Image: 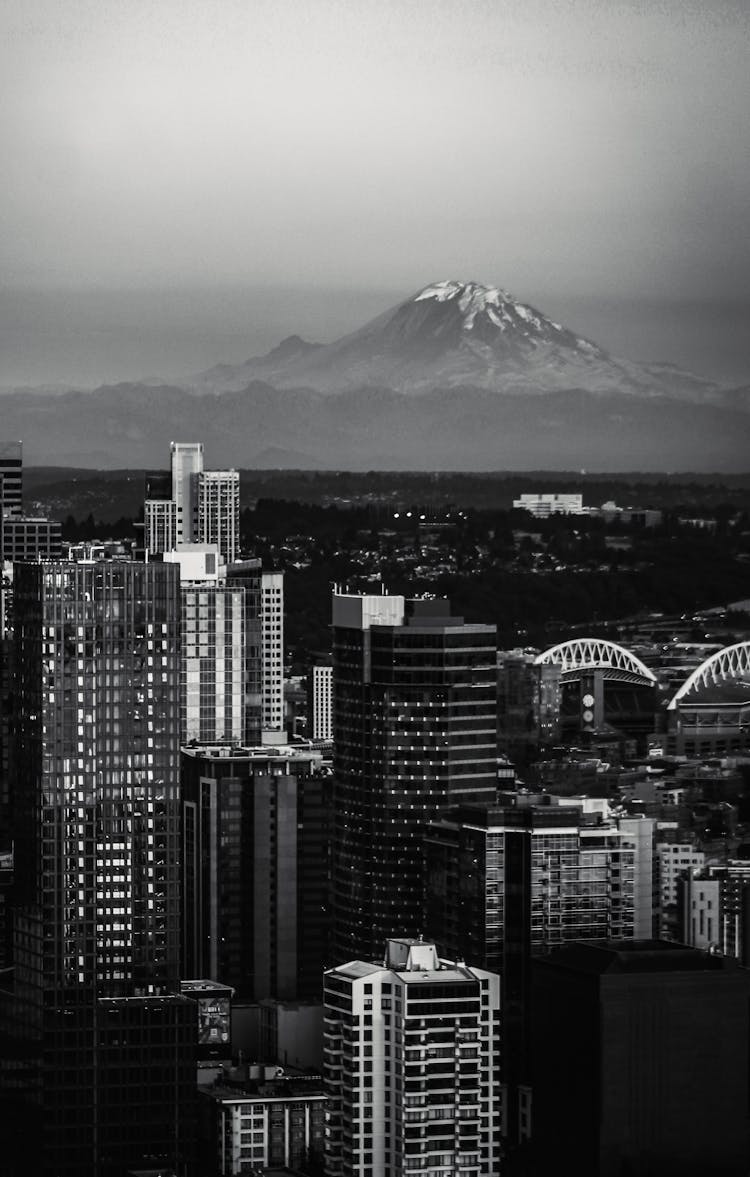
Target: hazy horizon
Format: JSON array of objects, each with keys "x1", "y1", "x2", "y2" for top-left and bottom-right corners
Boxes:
[{"x1": 1, "y1": 1, "x2": 749, "y2": 395}]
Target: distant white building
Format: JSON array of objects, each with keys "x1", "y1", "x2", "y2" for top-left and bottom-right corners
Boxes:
[
  {"x1": 512, "y1": 492, "x2": 585, "y2": 517},
  {"x1": 324, "y1": 937, "x2": 501, "y2": 1177}
]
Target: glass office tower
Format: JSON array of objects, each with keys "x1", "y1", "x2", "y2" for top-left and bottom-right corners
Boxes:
[
  {"x1": 331, "y1": 591, "x2": 498, "y2": 966},
  {"x1": 10, "y1": 561, "x2": 184, "y2": 1175}
]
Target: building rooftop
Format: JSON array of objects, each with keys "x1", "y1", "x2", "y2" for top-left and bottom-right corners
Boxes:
[
  {"x1": 202, "y1": 1077, "x2": 326, "y2": 1104},
  {"x1": 180, "y1": 979, "x2": 234, "y2": 994},
  {"x1": 541, "y1": 939, "x2": 739, "y2": 975},
  {"x1": 181, "y1": 743, "x2": 322, "y2": 765},
  {"x1": 330, "y1": 939, "x2": 485, "y2": 985}
]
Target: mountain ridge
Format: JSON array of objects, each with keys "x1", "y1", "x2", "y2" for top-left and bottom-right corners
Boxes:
[
  {"x1": 185, "y1": 280, "x2": 727, "y2": 402},
  {"x1": 3, "y1": 380, "x2": 748, "y2": 472},
  {"x1": 2, "y1": 280, "x2": 748, "y2": 470}
]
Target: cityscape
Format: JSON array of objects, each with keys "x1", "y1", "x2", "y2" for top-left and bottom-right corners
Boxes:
[
  {"x1": 1, "y1": 441, "x2": 750, "y2": 1175},
  {"x1": 2, "y1": 0, "x2": 749, "y2": 1174}
]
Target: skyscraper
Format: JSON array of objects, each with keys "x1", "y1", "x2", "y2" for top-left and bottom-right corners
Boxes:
[
  {"x1": 165, "y1": 545, "x2": 259, "y2": 745},
  {"x1": 171, "y1": 440, "x2": 204, "y2": 545},
  {"x1": 260, "y1": 570, "x2": 285, "y2": 742},
  {"x1": 181, "y1": 744, "x2": 329, "y2": 1000},
  {"x1": 531, "y1": 941, "x2": 750, "y2": 1176},
  {"x1": 0, "y1": 441, "x2": 23, "y2": 519},
  {"x1": 331, "y1": 591, "x2": 498, "y2": 965},
  {"x1": 9, "y1": 560, "x2": 186, "y2": 1175},
  {"x1": 323, "y1": 937, "x2": 501, "y2": 1177},
  {"x1": 308, "y1": 661, "x2": 333, "y2": 741},
  {"x1": 144, "y1": 442, "x2": 241, "y2": 564},
  {"x1": 198, "y1": 468, "x2": 241, "y2": 564},
  {"x1": 424, "y1": 800, "x2": 644, "y2": 1151}
]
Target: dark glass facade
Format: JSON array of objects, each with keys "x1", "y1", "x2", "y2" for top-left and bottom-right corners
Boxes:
[
  {"x1": 181, "y1": 746, "x2": 330, "y2": 1001},
  {"x1": 331, "y1": 594, "x2": 498, "y2": 965},
  {"x1": 532, "y1": 942, "x2": 750, "y2": 1177},
  {"x1": 1, "y1": 518, "x2": 62, "y2": 563},
  {"x1": 97, "y1": 995, "x2": 198, "y2": 1177},
  {"x1": 10, "y1": 560, "x2": 184, "y2": 1175},
  {"x1": 425, "y1": 804, "x2": 636, "y2": 1150},
  {"x1": 0, "y1": 444, "x2": 23, "y2": 519}
]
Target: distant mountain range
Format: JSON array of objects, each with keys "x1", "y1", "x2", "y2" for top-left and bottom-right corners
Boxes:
[{"x1": 3, "y1": 281, "x2": 749, "y2": 470}]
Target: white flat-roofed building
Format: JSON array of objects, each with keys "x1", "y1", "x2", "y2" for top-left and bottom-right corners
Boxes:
[
  {"x1": 512, "y1": 492, "x2": 585, "y2": 517},
  {"x1": 309, "y1": 663, "x2": 333, "y2": 741},
  {"x1": 324, "y1": 937, "x2": 501, "y2": 1177}
]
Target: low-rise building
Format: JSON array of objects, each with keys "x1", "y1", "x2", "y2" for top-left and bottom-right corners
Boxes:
[
  {"x1": 512, "y1": 492, "x2": 585, "y2": 517},
  {"x1": 200, "y1": 1072, "x2": 326, "y2": 1177}
]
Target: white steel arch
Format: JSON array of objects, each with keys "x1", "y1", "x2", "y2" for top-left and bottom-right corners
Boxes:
[
  {"x1": 668, "y1": 641, "x2": 750, "y2": 710},
  {"x1": 534, "y1": 638, "x2": 657, "y2": 684}
]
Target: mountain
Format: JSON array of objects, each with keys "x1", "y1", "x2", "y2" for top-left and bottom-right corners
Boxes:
[
  {"x1": 3, "y1": 380, "x2": 748, "y2": 473},
  {"x1": 3, "y1": 281, "x2": 748, "y2": 471},
  {"x1": 189, "y1": 280, "x2": 724, "y2": 402}
]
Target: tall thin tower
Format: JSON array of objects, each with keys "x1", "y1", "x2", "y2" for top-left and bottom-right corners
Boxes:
[{"x1": 170, "y1": 440, "x2": 204, "y2": 544}]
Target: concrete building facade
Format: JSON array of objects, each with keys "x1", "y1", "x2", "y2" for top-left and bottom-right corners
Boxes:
[{"x1": 324, "y1": 937, "x2": 501, "y2": 1177}]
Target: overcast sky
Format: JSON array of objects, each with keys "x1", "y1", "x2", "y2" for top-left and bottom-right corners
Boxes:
[{"x1": 1, "y1": 0, "x2": 749, "y2": 384}]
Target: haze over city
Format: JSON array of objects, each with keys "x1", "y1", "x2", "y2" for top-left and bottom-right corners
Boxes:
[{"x1": 1, "y1": 0, "x2": 749, "y2": 388}]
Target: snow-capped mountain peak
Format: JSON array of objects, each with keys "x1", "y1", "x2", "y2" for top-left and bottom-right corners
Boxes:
[
  {"x1": 188, "y1": 279, "x2": 725, "y2": 403},
  {"x1": 413, "y1": 280, "x2": 598, "y2": 352}
]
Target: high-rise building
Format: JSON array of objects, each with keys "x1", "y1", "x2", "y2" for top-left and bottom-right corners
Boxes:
[
  {"x1": 531, "y1": 941, "x2": 750, "y2": 1177},
  {"x1": 181, "y1": 744, "x2": 329, "y2": 1001},
  {"x1": 497, "y1": 649, "x2": 561, "y2": 763},
  {"x1": 425, "y1": 802, "x2": 639, "y2": 975},
  {"x1": 144, "y1": 496, "x2": 178, "y2": 555},
  {"x1": 308, "y1": 661, "x2": 333, "y2": 741},
  {"x1": 657, "y1": 840, "x2": 706, "y2": 908},
  {"x1": 8, "y1": 560, "x2": 188, "y2": 1176},
  {"x1": 260, "y1": 571, "x2": 285, "y2": 742},
  {"x1": 1, "y1": 516, "x2": 62, "y2": 563},
  {"x1": 171, "y1": 440, "x2": 204, "y2": 545},
  {"x1": 331, "y1": 591, "x2": 498, "y2": 965},
  {"x1": 0, "y1": 441, "x2": 23, "y2": 519},
  {"x1": 681, "y1": 861, "x2": 750, "y2": 963},
  {"x1": 323, "y1": 937, "x2": 501, "y2": 1177},
  {"x1": 424, "y1": 800, "x2": 642, "y2": 1150},
  {"x1": 96, "y1": 994, "x2": 198, "y2": 1177},
  {"x1": 0, "y1": 631, "x2": 12, "y2": 846},
  {"x1": 165, "y1": 545, "x2": 257, "y2": 745},
  {"x1": 198, "y1": 468, "x2": 240, "y2": 564},
  {"x1": 144, "y1": 443, "x2": 240, "y2": 564}
]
